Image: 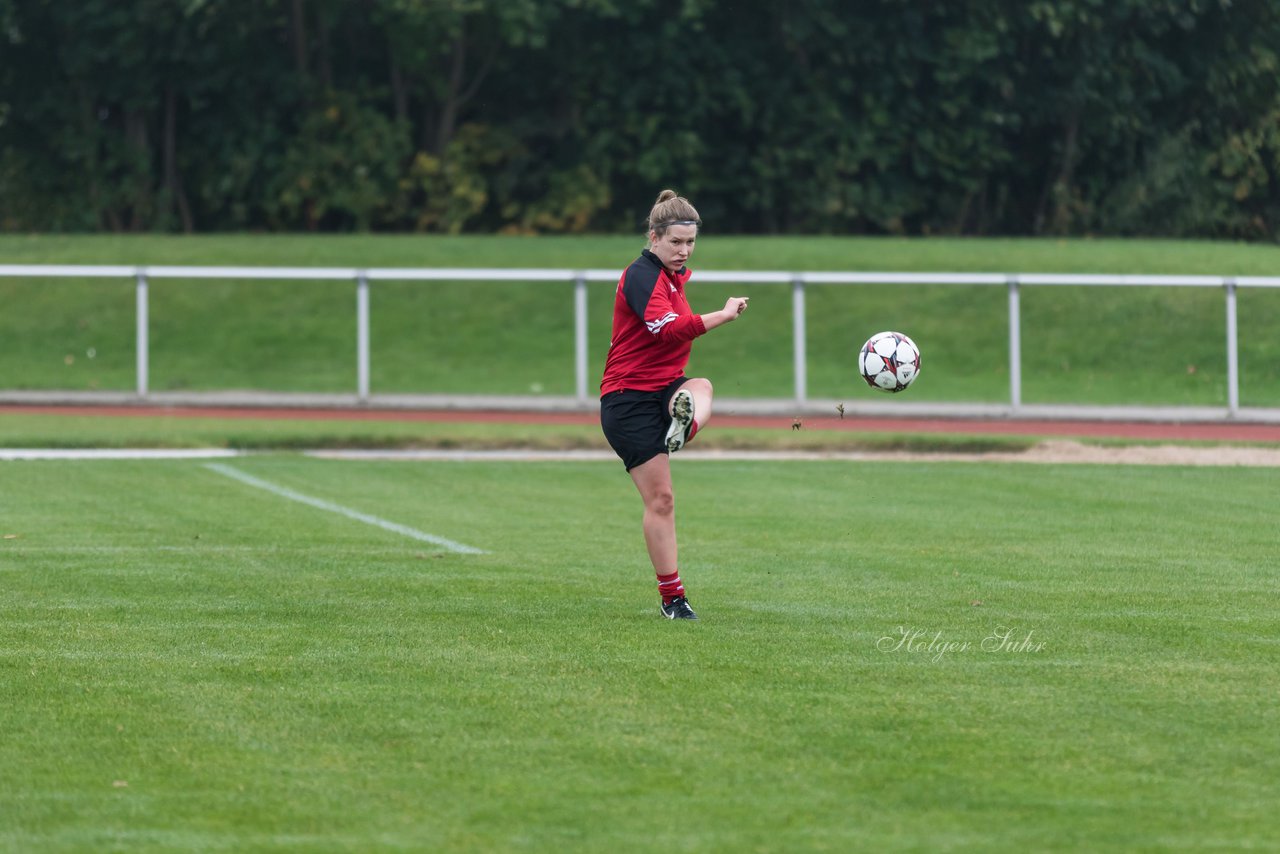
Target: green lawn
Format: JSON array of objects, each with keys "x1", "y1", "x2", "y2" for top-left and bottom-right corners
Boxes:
[
  {"x1": 0, "y1": 410, "x2": 1038, "y2": 454},
  {"x1": 4, "y1": 234, "x2": 1280, "y2": 406},
  {"x1": 2, "y1": 455, "x2": 1277, "y2": 851}
]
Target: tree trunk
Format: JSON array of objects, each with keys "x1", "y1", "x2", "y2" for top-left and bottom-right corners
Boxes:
[
  {"x1": 390, "y1": 60, "x2": 408, "y2": 124},
  {"x1": 953, "y1": 187, "x2": 976, "y2": 234},
  {"x1": 291, "y1": 0, "x2": 309, "y2": 78},
  {"x1": 1034, "y1": 107, "x2": 1081, "y2": 235},
  {"x1": 77, "y1": 88, "x2": 113, "y2": 231},
  {"x1": 431, "y1": 18, "x2": 498, "y2": 157},
  {"x1": 317, "y1": 8, "x2": 332, "y2": 89},
  {"x1": 163, "y1": 85, "x2": 194, "y2": 233},
  {"x1": 1050, "y1": 111, "x2": 1081, "y2": 234},
  {"x1": 124, "y1": 108, "x2": 152, "y2": 232},
  {"x1": 433, "y1": 26, "x2": 467, "y2": 157}
]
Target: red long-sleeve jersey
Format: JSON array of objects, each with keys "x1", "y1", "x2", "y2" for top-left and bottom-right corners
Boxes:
[{"x1": 600, "y1": 249, "x2": 707, "y2": 395}]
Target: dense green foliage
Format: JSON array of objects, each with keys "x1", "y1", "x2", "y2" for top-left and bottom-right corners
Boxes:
[
  {"x1": 3, "y1": 457, "x2": 1279, "y2": 849},
  {"x1": 2, "y1": 0, "x2": 1278, "y2": 238}
]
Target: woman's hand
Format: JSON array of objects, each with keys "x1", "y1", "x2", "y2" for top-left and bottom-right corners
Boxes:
[
  {"x1": 700, "y1": 296, "x2": 750, "y2": 331},
  {"x1": 721, "y1": 296, "x2": 749, "y2": 322}
]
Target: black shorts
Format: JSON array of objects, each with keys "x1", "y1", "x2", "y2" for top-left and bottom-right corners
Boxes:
[{"x1": 600, "y1": 377, "x2": 688, "y2": 471}]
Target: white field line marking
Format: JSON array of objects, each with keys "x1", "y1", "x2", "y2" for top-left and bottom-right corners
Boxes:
[
  {"x1": 1, "y1": 448, "x2": 243, "y2": 460},
  {"x1": 306, "y1": 449, "x2": 617, "y2": 462},
  {"x1": 303, "y1": 446, "x2": 1280, "y2": 467},
  {"x1": 203, "y1": 463, "x2": 486, "y2": 554}
]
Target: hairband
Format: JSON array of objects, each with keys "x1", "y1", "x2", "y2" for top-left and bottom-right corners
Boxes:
[{"x1": 654, "y1": 219, "x2": 700, "y2": 228}]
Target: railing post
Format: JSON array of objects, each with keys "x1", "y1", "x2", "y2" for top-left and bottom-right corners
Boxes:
[
  {"x1": 356, "y1": 272, "x2": 370, "y2": 402},
  {"x1": 135, "y1": 270, "x2": 149, "y2": 398},
  {"x1": 1225, "y1": 278, "x2": 1239, "y2": 417},
  {"x1": 1007, "y1": 275, "x2": 1021, "y2": 411},
  {"x1": 792, "y1": 276, "x2": 807, "y2": 408},
  {"x1": 574, "y1": 273, "x2": 588, "y2": 406}
]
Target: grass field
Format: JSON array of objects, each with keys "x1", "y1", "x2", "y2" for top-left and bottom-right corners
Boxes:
[
  {"x1": 4, "y1": 234, "x2": 1280, "y2": 406},
  {"x1": 0, "y1": 410, "x2": 1037, "y2": 454},
  {"x1": 3, "y1": 452, "x2": 1278, "y2": 851}
]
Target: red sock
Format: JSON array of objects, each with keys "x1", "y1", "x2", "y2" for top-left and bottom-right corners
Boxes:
[
  {"x1": 687, "y1": 421, "x2": 699, "y2": 443},
  {"x1": 656, "y1": 572, "x2": 686, "y2": 604}
]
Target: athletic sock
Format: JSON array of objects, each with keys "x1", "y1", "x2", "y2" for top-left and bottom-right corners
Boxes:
[
  {"x1": 656, "y1": 572, "x2": 686, "y2": 604},
  {"x1": 687, "y1": 421, "x2": 699, "y2": 443}
]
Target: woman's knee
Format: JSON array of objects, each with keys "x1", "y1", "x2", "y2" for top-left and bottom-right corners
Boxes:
[
  {"x1": 646, "y1": 489, "x2": 675, "y2": 517},
  {"x1": 686, "y1": 377, "x2": 713, "y2": 397},
  {"x1": 684, "y1": 377, "x2": 714, "y2": 425}
]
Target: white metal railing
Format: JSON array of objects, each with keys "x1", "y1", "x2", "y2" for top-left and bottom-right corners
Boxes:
[{"x1": 3, "y1": 265, "x2": 1280, "y2": 416}]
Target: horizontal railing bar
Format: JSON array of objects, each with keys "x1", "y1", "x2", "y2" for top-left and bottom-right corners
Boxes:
[
  {"x1": 367, "y1": 268, "x2": 615, "y2": 282},
  {"x1": 1015, "y1": 273, "x2": 1225, "y2": 287},
  {"x1": 0, "y1": 264, "x2": 140, "y2": 277},
  {"x1": 142, "y1": 265, "x2": 360, "y2": 280},
  {"x1": 3, "y1": 265, "x2": 1280, "y2": 288},
  {"x1": 777, "y1": 271, "x2": 1008, "y2": 285}
]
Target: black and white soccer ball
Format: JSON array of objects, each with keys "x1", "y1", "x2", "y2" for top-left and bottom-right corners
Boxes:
[{"x1": 858, "y1": 331, "x2": 921, "y2": 393}]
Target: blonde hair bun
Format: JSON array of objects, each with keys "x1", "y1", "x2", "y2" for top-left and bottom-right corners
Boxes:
[{"x1": 647, "y1": 190, "x2": 701, "y2": 236}]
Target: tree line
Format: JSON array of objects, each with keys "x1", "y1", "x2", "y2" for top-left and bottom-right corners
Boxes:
[{"x1": 1, "y1": 0, "x2": 1277, "y2": 239}]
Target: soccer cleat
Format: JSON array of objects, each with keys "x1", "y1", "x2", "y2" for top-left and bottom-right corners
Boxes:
[
  {"x1": 666, "y1": 390, "x2": 695, "y2": 453},
  {"x1": 661, "y1": 596, "x2": 698, "y2": 620}
]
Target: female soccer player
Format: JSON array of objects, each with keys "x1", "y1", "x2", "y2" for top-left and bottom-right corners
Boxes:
[{"x1": 599, "y1": 189, "x2": 750, "y2": 620}]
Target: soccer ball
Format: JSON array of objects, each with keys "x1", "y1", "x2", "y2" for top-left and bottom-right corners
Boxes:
[{"x1": 859, "y1": 331, "x2": 921, "y2": 393}]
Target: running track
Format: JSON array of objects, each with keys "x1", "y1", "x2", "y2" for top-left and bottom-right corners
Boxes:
[{"x1": 5, "y1": 404, "x2": 1280, "y2": 443}]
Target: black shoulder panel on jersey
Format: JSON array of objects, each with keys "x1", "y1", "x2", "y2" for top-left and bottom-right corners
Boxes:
[{"x1": 622, "y1": 254, "x2": 662, "y2": 320}]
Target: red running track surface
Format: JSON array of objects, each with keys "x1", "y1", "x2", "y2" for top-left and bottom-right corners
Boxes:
[{"x1": 3, "y1": 404, "x2": 1280, "y2": 443}]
